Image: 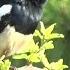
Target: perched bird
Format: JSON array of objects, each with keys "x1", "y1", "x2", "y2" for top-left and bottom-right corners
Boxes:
[
  {"x1": 0, "y1": 0, "x2": 47, "y2": 57},
  {"x1": 0, "y1": 0, "x2": 47, "y2": 34}
]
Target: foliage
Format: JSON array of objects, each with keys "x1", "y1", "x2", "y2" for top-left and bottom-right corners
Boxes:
[
  {"x1": 0, "y1": 22, "x2": 68, "y2": 70},
  {"x1": 43, "y1": 0, "x2": 70, "y2": 25},
  {"x1": 12, "y1": 22, "x2": 68, "y2": 70},
  {"x1": 0, "y1": 55, "x2": 11, "y2": 70},
  {"x1": 42, "y1": 0, "x2": 70, "y2": 69}
]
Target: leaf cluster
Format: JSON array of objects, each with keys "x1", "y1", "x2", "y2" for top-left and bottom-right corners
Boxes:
[{"x1": 12, "y1": 22, "x2": 68, "y2": 70}]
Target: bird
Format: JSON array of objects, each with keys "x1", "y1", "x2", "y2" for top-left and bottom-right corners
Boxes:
[
  {"x1": 0, "y1": 0, "x2": 47, "y2": 57},
  {"x1": 0, "y1": 0, "x2": 47, "y2": 34}
]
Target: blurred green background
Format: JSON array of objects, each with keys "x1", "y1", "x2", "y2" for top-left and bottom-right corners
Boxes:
[{"x1": 42, "y1": 0, "x2": 70, "y2": 69}]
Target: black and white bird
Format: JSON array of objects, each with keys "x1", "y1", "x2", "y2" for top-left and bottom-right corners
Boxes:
[{"x1": 0, "y1": 0, "x2": 47, "y2": 34}]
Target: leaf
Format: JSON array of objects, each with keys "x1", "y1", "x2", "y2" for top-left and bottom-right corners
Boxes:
[
  {"x1": 34, "y1": 30, "x2": 43, "y2": 39},
  {"x1": 40, "y1": 21, "x2": 46, "y2": 35},
  {"x1": 28, "y1": 53, "x2": 40, "y2": 63},
  {"x1": 0, "y1": 60, "x2": 11, "y2": 70},
  {"x1": 4, "y1": 60, "x2": 11, "y2": 70},
  {"x1": 38, "y1": 52, "x2": 50, "y2": 68},
  {"x1": 45, "y1": 23, "x2": 56, "y2": 35},
  {"x1": 45, "y1": 33, "x2": 64, "y2": 40},
  {"x1": 50, "y1": 59, "x2": 68, "y2": 70},
  {"x1": 12, "y1": 54, "x2": 28, "y2": 59},
  {"x1": 34, "y1": 30, "x2": 40, "y2": 36},
  {"x1": 41, "y1": 41, "x2": 54, "y2": 50},
  {"x1": 29, "y1": 43, "x2": 39, "y2": 53}
]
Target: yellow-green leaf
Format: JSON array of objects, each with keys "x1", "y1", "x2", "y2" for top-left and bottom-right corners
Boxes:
[
  {"x1": 40, "y1": 21, "x2": 46, "y2": 35},
  {"x1": 45, "y1": 23, "x2": 56, "y2": 35},
  {"x1": 38, "y1": 53, "x2": 50, "y2": 68},
  {"x1": 12, "y1": 54, "x2": 28, "y2": 59},
  {"x1": 45, "y1": 33, "x2": 64, "y2": 40},
  {"x1": 42, "y1": 41, "x2": 54, "y2": 50},
  {"x1": 28, "y1": 53, "x2": 40, "y2": 63},
  {"x1": 50, "y1": 59, "x2": 68, "y2": 70}
]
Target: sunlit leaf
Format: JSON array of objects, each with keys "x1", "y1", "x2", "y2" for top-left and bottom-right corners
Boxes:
[
  {"x1": 45, "y1": 23, "x2": 56, "y2": 35},
  {"x1": 0, "y1": 60, "x2": 11, "y2": 70},
  {"x1": 41, "y1": 41, "x2": 54, "y2": 50},
  {"x1": 40, "y1": 21, "x2": 46, "y2": 35},
  {"x1": 45, "y1": 33, "x2": 64, "y2": 40},
  {"x1": 28, "y1": 53, "x2": 40, "y2": 63},
  {"x1": 4, "y1": 60, "x2": 11, "y2": 70},
  {"x1": 34, "y1": 30, "x2": 43, "y2": 39},
  {"x1": 38, "y1": 52, "x2": 50, "y2": 68},
  {"x1": 29, "y1": 43, "x2": 39, "y2": 53},
  {"x1": 12, "y1": 54, "x2": 28, "y2": 59},
  {"x1": 50, "y1": 59, "x2": 68, "y2": 70}
]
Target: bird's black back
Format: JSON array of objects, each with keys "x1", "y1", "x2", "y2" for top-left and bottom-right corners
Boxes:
[{"x1": 0, "y1": 0, "x2": 46, "y2": 34}]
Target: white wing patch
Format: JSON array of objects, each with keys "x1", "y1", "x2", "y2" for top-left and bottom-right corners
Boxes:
[{"x1": 0, "y1": 4, "x2": 12, "y2": 20}]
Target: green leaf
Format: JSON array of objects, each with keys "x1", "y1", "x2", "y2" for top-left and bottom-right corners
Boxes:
[
  {"x1": 29, "y1": 43, "x2": 39, "y2": 53},
  {"x1": 4, "y1": 60, "x2": 11, "y2": 70},
  {"x1": 50, "y1": 59, "x2": 68, "y2": 70},
  {"x1": 40, "y1": 21, "x2": 46, "y2": 35},
  {"x1": 34, "y1": 30, "x2": 40, "y2": 36},
  {"x1": 41, "y1": 41, "x2": 54, "y2": 50},
  {"x1": 12, "y1": 54, "x2": 28, "y2": 59},
  {"x1": 45, "y1": 33, "x2": 64, "y2": 40},
  {"x1": 28, "y1": 53, "x2": 40, "y2": 63},
  {"x1": 34, "y1": 30, "x2": 41, "y2": 37},
  {"x1": 45, "y1": 23, "x2": 56, "y2": 35},
  {"x1": 0, "y1": 60, "x2": 11, "y2": 70},
  {"x1": 38, "y1": 52, "x2": 50, "y2": 68},
  {"x1": 34, "y1": 30, "x2": 43, "y2": 39}
]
